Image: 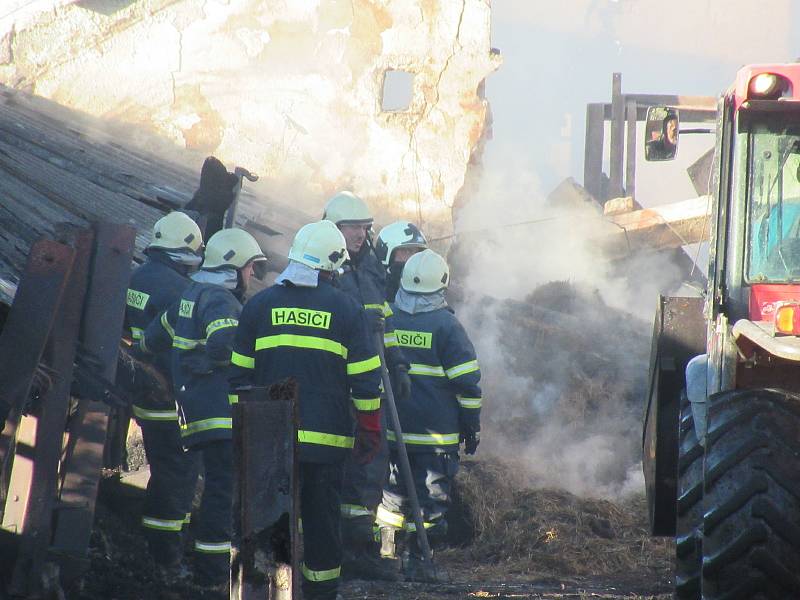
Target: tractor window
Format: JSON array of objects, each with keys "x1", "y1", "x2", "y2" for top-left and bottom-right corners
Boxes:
[{"x1": 746, "y1": 121, "x2": 800, "y2": 282}]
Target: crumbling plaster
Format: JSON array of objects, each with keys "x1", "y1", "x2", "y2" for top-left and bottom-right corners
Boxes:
[{"x1": 0, "y1": 0, "x2": 501, "y2": 232}]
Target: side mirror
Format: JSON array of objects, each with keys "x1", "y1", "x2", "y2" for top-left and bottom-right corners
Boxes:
[{"x1": 644, "y1": 106, "x2": 680, "y2": 162}]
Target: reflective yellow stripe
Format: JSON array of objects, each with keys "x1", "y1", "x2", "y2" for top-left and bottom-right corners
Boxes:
[
  {"x1": 256, "y1": 334, "x2": 348, "y2": 358},
  {"x1": 383, "y1": 332, "x2": 398, "y2": 348},
  {"x1": 132, "y1": 405, "x2": 179, "y2": 421},
  {"x1": 386, "y1": 430, "x2": 459, "y2": 445},
  {"x1": 457, "y1": 396, "x2": 482, "y2": 409},
  {"x1": 194, "y1": 540, "x2": 231, "y2": 554},
  {"x1": 231, "y1": 351, "x2": 255, "y2": 369},
  {"x1": 130, "y1": 327, "x2": 143, "y2": 340},
  {"x1": 302, "y1": 563, "x2": 341, "y2": 582},
  {"x1": 207, "y1": 318, "x2": 238, "y2": 337},
  {"x1": 352, "y1": 396, "x2": 380, "y2": 411},
  {"x1": 228, "y1": 394, "x2": 239, "y2": 405},
  {"x1": 161, "y1": 311, "x2": 175, "y2": 339},
  {"x1": 341, "y1": 504, "x2": 373, "y2": 518},
  {"x1": 297, "y1": 430, "x2": 354, "y2": 448},
  {"x1": 180, "y1": 417, "x2": 232, "y2": 437},
  {"x1": 382, "y1": 302, "x2": 393, "y2": 317},
  {"x1": 347, "y1": 355, "x2": 381, "y2": 375},
  {"x1": 364, "y1": 303, "x2": 383, "y2": 312},
  {"x1": 173, "y1": 336, "x2": 204, "y2": 350},
  {"x1": 376, "y1": 505, "x2": 405, "y2": 529},
  {"x1": 409, "y1": 363, "x2": 445, "y2": 377},
  {"x1": 184, "y1": 512, "x2": 192, "y2": 524},
  {"x1": 405, "y1": 520, "x2": 435, "y2": 532},
  {"x1": 142, "y1": 516, "x2": 184, "y2": 532},
  {"x1": 446, "y1": 359, "x2": 479, "y2": 379}
]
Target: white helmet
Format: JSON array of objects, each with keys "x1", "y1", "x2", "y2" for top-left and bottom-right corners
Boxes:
[
  {"x1": 148, "y1": 211, "x2": 203, "y2": 253},
  {"x1": 400, "y1": 249, "x2": 449, "y2": 294},
  {"x1": 375, "y1": 221, "x2": 428, "y2": 267},
  {"x1": 288, "y1": 221, "x2": 349, "y2": 271},
  {"x1": 323, "y1": 191, "x2": 373, "y2": 225},
  {"x1": 202, "y1": 228, "x2": 266, "y2": 270}
]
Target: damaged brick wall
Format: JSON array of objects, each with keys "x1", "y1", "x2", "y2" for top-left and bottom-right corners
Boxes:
[{"x1": 0, "y1": 0, "x2": 501, "y2": 233}]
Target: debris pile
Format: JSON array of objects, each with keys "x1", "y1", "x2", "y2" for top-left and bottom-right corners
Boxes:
[
  {"x1": 446, "y1": 458, "x2": 672, "y2": 586},
  {"x1": 457, "y1": 280, "x2": 652, "y2": 497}
]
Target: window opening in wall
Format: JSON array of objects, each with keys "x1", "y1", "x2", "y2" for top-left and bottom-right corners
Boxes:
[
  {"x1": 381, "y1": 70, "x2": 415, "y2": 112},
  {"x1": 75, "y1": 0, "x2": 136, "y2": 16}
]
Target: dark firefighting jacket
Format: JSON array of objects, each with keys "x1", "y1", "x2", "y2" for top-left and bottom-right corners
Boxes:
[
  {"x1": 125, "y1": 251, "x2": 189, "y2": 366},
  {"x1": 142, "y1": 281, "x2": 241, "y2": 448},
  {"x1": 337, "y1": 251, "x2": 407, "y2": 368},
  {"x1": 229, "y1": 279, "x2": 382, "y2": 463},
  {"x1": 125, "y1": 251, "x2": 190, "y2": 422},
  {"x1": 388, "y1": 305, "x2": 482, "y2": 453}
]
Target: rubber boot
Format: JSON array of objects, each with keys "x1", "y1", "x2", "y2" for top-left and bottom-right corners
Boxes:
[{"x1": 379, "y1": 526, "x2": 397, "y2": 559}]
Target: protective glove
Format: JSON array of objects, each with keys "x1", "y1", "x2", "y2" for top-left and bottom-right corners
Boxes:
[
  {"x1": 460, "y1": 428, "x2": 480, "y2": 455},
  {"x1": 389, "y1": 364, "x2": 411, "y2": 403},
  {"x1": 353, "y1": 409, "x2": 382, "y2": 465}
]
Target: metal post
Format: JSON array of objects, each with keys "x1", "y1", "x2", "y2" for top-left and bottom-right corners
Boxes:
[
  {"x1": 232, "y1": 382, "x2": 298, "y2": 600},
  {"x1": 609, "y1": 73, "x2": 625, "y2": 200},
  {"x1": 583, "y1": 103, "x2": 605, "y2": 202},
  {"x1": 625, "y1": 99, "x2": 638, "y2": 200}
]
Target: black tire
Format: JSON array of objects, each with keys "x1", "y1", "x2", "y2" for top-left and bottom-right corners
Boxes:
[
  {"x1": 675, "y1": 392, "x2": 703, "y2": 600},
  {"x1": 702, "y1": 388, "x2": 800, "y2": 599}
]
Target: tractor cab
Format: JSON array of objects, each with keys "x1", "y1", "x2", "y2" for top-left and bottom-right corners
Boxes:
[{"x1": 643, "y1": 64, "x2": 800, "y2": 599}]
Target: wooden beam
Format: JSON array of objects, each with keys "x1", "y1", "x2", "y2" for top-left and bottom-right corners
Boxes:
[{"x1": 601, "y1": 195, "x2": 712, "y2": 256}]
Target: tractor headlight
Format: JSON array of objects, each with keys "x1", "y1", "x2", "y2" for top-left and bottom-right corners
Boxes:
[{"x1": 748, "y1": 73, "x2": 790, "y2": 100}]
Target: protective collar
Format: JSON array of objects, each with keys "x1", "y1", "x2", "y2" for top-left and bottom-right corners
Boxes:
[
  {"x1": 276, "y1": 260, "x2": 319, "y2": 288},
  {"x1": 394, "y1": 288, "x2": 448, "y2": 314},
  {"x1": 165, "y1": 250, "x2": 203, "y2": 268},
  {"x1": 191, "y1": 267, "x2": 238, "y2": 290}
]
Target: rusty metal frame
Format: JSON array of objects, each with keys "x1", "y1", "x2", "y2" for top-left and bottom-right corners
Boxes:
[
  {"x1": 5, "y1": 227, "x2": 93, "y2": 597},
  {"x1": 52, "y1": 221, "x2": 136, "y2": 587}
]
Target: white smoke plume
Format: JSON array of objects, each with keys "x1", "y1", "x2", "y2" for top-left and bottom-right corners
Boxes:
[{"x1": 450, "y1": 143, "x2": 683, "y2": 500}]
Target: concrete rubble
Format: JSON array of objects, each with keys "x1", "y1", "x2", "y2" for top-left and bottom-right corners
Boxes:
[{"x1": 1, "y1": 0, "x2": 502, "y2": 234}]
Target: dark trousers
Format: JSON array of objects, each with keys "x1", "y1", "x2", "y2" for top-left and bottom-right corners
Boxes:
[
  {"x1": 379, "y1": 451, "x2": 459, "y2": 553},
  {"x1": 137, "y1": 413, "x2": 200, "y2": 564},
  {"x1": 192, "y1": 439, "x2": 234, "y2": 584},
  {"x1": 301, "y1": 461, "x2": 344, "y2": 600},
  {"x1": 340, "y1": 427, "x2": 388, "y2": 546}
]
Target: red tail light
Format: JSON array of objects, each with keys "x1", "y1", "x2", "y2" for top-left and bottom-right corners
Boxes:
[{"x1": 749, "y1": 284, "x2": 800, "y2": 321}]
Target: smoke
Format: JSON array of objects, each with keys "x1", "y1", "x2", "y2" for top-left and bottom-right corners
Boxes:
[{"x1": 450, "y1": 143, "x2": 681, "y2": 500}]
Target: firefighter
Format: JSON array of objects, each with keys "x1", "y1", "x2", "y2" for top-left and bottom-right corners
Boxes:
[
  {"x1": 323, "y1": 191, "x2": 411, "y2": 580},
  {"x1": 184, "y1": 156, "x2": 240, "y2": 240},
  {"x1": 375, "y1": 249, "x2": 482, "y2": 580},
  {"x1": 374, "y1": 220, "x2": 428, "y2": 302},
  {"x1": 141, "y1": 227, "x2": 266, "y2": 588},
  {"x1": 124, "y1": 211, "x2": 203, "y2": 571},
  {"x1": 229, "y1": 220, "x2": 383, "y2": 600}
]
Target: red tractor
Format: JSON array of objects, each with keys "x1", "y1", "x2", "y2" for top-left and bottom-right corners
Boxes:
[{"x1": 644, "y1": 64, "x2": 800, "y2": 599}]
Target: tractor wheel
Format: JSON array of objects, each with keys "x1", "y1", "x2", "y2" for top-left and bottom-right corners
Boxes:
[
  {"x1": 702, "y1": 388, "x2": 800, "y2": 599},
  {"x1": 675, "y1": 392, "x2": 703, "y2": 600}
]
